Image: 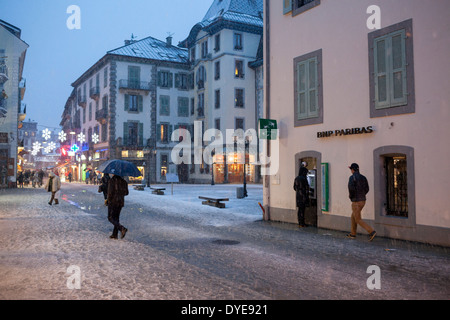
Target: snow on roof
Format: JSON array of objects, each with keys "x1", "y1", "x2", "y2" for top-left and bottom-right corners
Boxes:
[{"x1": 108, "y1": 36, "x2": 188, "y2": 64}]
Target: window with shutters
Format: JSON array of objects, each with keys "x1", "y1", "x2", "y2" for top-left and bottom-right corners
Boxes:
[
  {"x1": 178, "y1": 97, "x2": 189, "y2": 117},
  {"x1": 124, "y1": 94, "x2": 143, "y2": 113},
  {"x1": 160, "y1": 95, "x2": 170, "y2": 116},
  {"x1": 128, "y1": 66, "x2": 140, "y2": 89},
  {"x1": 123, "y1": 121, "x2": 143, "y2": 146},
  {"x1": 158, "y1": 70, "x2": 173, "y2": 88},
  {"x1": 369, "y1": 19, "x2": 415, "y2": 118},
  {"x1": 292, "y1": 0, "x2": 320, "y2": 16},
  {"x1": 294, "y1": 49, "x2": 323, "y2": 127}
]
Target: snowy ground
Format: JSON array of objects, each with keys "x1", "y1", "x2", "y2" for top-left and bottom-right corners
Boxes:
[{"x1": 1, "y1": 182, "x2": 449, "y2": 301}]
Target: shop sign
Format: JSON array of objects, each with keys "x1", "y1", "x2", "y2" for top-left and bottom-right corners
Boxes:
[
  {"x1": 259, "y1": 119, "x2": 277, "y2": 140},
  {"x1": 317, "y1": 126, "x2": 374, "y2": 138}
]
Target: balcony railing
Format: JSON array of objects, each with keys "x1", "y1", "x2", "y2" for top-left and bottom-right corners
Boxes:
[
  {"x1": 89, "y1": 86, "x2": 100, "y2": 100},
  {"x1": 119, "y1": 79, "x2": 150, "y2": 92},
  {"x1": 0, "y1": 64, "x2": 8, "y2": 84},
  {"x1": 95, "y1": 108, "x2": 108, "y2": 123},
  {"x1": 77, "y1": 95, "x2": 86, "y2": 108}
]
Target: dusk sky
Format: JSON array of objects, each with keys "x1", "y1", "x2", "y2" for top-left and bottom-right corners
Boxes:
[{"x1": 2, "y1": 0, "x2": 212, "y2": 130}]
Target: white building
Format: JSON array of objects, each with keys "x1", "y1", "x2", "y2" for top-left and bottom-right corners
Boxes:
[
  {"x1": 263, "y1": 0, "x2": 450, "y2": 246},
  {"x1": 61, "y1": 0, "x2": 264, "y2": 185},
  {"x1": 0, "y1": 20, "x2": 28, "y2": 188},
  {"x1": 62, "y1": 36, "x2": 191, "y2": 184},
  {"x1": 180, "y1": 0, "x2": 264, "y2": 184}
]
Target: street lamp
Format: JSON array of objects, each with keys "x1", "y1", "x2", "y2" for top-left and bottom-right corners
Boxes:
[
  {"x1": 243, "y1": 138, "x2": 249, "y2": 198},
  {"x1": 211, "y1": 150, "x2": 215, "y2": 185}
]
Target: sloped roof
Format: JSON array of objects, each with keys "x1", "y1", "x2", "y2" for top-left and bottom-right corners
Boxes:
[
  {"x1": 108, "y1": 36, "x2": 188, "y2": 64},
  {"x1": 202, "y1": 0, "x2": 263, "y2": 22},
  {"x1": 181, "y1": 0, "x2": 263, "y2": 48}
]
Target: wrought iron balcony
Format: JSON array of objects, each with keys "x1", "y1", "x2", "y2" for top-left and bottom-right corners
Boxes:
[
  {"x1": 118, "y1": 79, "x2": 150, "y2": 92},
  {"x1": 0, "y1": 64, "x2": 8, "y2": 84},
  {"x1": 95, "y1": 108, "x2": 108, "y2": 123},
  {"x1": 89, "y1": 86, "x2": 100, "y2": 100},
  {"x1": 77, "y1": 95, "x2": 86, "y2": 108}
]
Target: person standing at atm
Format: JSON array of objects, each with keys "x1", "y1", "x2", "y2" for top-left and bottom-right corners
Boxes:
[{"x1": 294, "y1": 165, "x2": 310, "y2": 228}]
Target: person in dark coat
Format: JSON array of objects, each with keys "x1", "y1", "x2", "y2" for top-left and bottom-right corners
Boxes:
[
  {"x1": 293, "y1": 166, "x2": 310, "y2": 227},
  {"x1": 107, "y1": 174, "x2": 129, "y2": 239},
  {"x1": 347, "y1": 163, "x2": 376, "y2": 241},
  {"x1": 100, "y1": 173, "x2": 110, "y2": 206}
]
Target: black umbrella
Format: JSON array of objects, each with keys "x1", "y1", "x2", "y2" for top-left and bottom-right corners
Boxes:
[{"x1": 98, "y1": 159, "x2": 142, "y2": 177}]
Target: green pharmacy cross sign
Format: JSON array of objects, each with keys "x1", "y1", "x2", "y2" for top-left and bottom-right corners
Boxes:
[{"x1": 259, "y1": 119, "x2": 277, "y2": 140}]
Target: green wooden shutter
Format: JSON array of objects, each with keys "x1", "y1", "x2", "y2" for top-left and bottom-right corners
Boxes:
[
  {"x1": 138, "y1": 95, "x2": 143, "y2": 112},
  {"x1": 308, "y1": 57, "x2": 318, "y2": 117},
  {"x1": 390, "y1": 30, "x2": 407, "y2": 107},
  {"x1": 124, "y1": 94, "x2": 129, "y2": 111},
  {"x1": 283, "y1": 0, "x2": 292, "y2": 14},
  {"x1": 297, "y1": 62, "x2": 307, "y2": 119},
  {"x1": 123, "y1": 122, "x2": 129, "y2": 146},
  {"x1": 138, "y1": 123, "x2": 143, "y2": 146},
  {"x1": 169, "y1": 73, "x2": 173, "y2": 88},
  {"x1": 374, "y1": 38, "x2": 389, "y2": 109},
  {"x1": 175, "y1": 74, "x2": 180, "y2": 88}
]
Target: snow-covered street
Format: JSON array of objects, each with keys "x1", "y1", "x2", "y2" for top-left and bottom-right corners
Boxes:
[{"x1": 1, "y1": 182, "x2": 449, "y2": 301}]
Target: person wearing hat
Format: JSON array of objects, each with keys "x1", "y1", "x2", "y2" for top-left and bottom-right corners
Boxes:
[{"x1": 347, "y1": 163, "x2": 376, "y2": 241}]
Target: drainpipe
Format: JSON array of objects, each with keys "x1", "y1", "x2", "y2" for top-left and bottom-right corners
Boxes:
[{"x1": 263, "y1": 0, "x2": 271, "y2": 221}]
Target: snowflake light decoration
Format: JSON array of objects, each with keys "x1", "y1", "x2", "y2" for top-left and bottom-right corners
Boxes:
[
  {"x1": 77, "y1": 132, "x2": 86, "y2": 143},
  {"x1": 92, "y1": 133, "x2": 99, "y2": 144},
  {"x1": 46, "y1": 141, "x2": 56, "y2": 153},
  {"x1": 58, "y1": 131, "x2": 67, "y2": 142},
  {"x1": 32, "y1": 141, "x2": 41, "y2": 152},
  {"x1": 42, "y1": 128, "x2": 51, "y2": 140}
]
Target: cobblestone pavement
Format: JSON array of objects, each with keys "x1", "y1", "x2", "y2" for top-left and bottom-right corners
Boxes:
[{"x1": 0, "y1": 184, "x2": 449, "y2": 301}]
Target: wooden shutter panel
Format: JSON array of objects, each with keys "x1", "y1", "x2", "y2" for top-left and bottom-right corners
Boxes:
[
  {"x1": 124, "y1": 94, "x2": 129, "y2": 111},
  {"x1": 308, "y1": 58, "x2": 318, "y2": 117},
  {"x1": 138, "y1": 95, "x2": 143, "y2": 112},
  {"x1": 139, "y1": 123, "x2": 143, "y2": 146},
  {"x1": 123, "y1": 122, "x2": 129, "y2": 146},
  {"x1": 169, "y1": 73, "x2": 173, "y2": 88},
  {"x1": 297, "y1": 62, "x2": 307, "y2": 119},
  {"x1": 283, "y1": 0, "x2": 292, "y2": 14},
  {"x1": 374, "y1": 38, "x2": 389, "y2": 109},
  {"x1": 390, "y1": 30, "x2": 407, "y2": 106}
]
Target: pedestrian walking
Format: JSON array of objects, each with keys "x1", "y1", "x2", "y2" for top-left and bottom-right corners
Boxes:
[
  {"x1": 293, "y1": 165, "x2": 310, "y2": 227},
  {"x1": 100, "y1": 173, "x2": 110, "y2": 206},
  {"x1": 85, "y1": 169, "x2": 90, "y2": 184},
  {"x1": 347, "y1": 163, "x2": 376, "y2": 241},
  {"x1": 107, "y1": 174, "x2": 129, "y2": 239},
  {"x1": 17, "y1": 171, "x2": 24, "y2": 188},
  {"x1": 68, "y1": 172, "x2": 72, "y2": 183},
  {"x1": 45, "y1": 171, "x2": 61, "y2": 205}
]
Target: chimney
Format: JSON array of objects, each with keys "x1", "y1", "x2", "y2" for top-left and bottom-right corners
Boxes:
[{"x1": 166, "y1": 36, "x2": 172, "y2": 47}]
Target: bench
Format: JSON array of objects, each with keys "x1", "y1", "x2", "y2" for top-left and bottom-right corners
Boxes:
[
  {"x1": 150, "y1": 187, "x2": 166, "y2": 195},
  {"x1": 133, "y1": 184, "x2": 146, "y2": 191},
  {"x1": 199, "y1": 196, "x2": 229, "y2": 208}
]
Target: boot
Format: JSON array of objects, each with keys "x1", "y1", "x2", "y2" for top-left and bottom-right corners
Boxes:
[{"x1": 54, "y1": 199, "x2": 59, "y2": 205}]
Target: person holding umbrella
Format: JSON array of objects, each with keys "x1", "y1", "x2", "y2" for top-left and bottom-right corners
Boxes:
[
  {"x1": 99, "y1": 159, "x2": 141, "y2": 240},
  {"x1": 107, "y1": 174, "x2": 129, "y2": 239}
]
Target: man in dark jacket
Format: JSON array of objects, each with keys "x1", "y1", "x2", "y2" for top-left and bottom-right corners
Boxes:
[
  {"x1": 107, "y1": 174, "x2": 129, "y2": 239},
  {"x1": 347, "y1": 163, "x2": 376, "y2": 241},
  {"x1": 101, "y1": 173, "x2": 110, "y2": 206},
  {"x1": 293, "y1": 166, "x2": 310, "y2": 227}
]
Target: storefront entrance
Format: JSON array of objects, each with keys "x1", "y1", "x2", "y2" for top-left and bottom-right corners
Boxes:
[{"x1": 295, "y1": 152, "x2": 321, "y2": 227}]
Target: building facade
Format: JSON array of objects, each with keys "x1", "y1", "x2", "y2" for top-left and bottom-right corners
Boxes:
[
  {"x1": 264, "y1": 0, "x2": 450, "y2": 246},
  {"x1": 60, "y1": 0, "x2": 264, "y2": 185},
  {"x1": 0, "y1": 20, "x2": 28, "y2": 188},
  {"x1": 180, "y1": 0, "x2": 264, "y2": 184}
]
